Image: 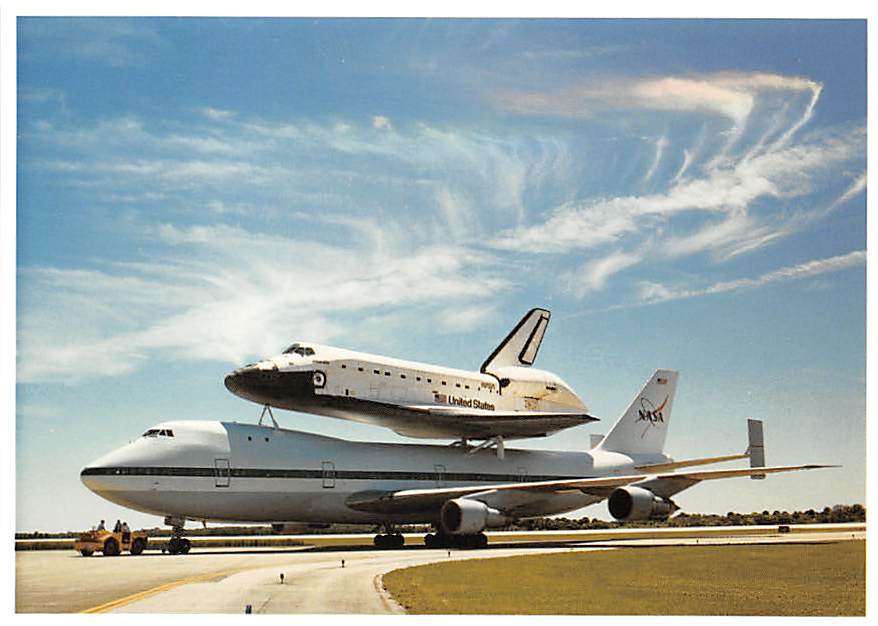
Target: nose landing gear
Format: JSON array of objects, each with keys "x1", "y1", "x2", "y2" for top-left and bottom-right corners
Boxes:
[{"x1": 167, "y1": 536, "x2": 191, "y2": 555}]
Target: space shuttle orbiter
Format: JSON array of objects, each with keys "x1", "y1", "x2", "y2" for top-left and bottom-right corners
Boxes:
[{"x1": 224, "y1": 308, "x2": 597, "y2": 445}]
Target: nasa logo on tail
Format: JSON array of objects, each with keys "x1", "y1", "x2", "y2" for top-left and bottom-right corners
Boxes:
[{"x1": 637, "y1": 395, "x2": 668, "y2": 437}]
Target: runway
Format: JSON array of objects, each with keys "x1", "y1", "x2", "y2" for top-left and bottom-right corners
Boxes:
[{"x1": 14, "y1": 524, "x2": 865, "y2": 614}]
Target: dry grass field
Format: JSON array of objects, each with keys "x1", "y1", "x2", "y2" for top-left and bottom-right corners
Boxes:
[{"x1": 383, "y1": 540, "x2": 865, "y2": 615}]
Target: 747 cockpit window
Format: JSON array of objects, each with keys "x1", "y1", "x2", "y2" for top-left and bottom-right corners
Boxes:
[
  {"x1": 282, "y1": 343, "x2": 315, "y2": 357},
  {"x1": 142, "y1": 429, "x2": 175, "y2": 438}
]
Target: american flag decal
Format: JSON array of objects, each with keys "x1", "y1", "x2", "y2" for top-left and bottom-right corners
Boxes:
[
  {"x1": 656, "y1": 377, "x2": 668, "y2": 385},
  {"x1": 434, "y1": 393, "x2": 447, "y2": 403}
]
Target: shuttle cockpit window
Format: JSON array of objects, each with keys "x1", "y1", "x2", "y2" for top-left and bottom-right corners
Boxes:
[
  {"x1": 282, "y1": 343, "x2": 315, "y2": 357},
  {"x1": 142, "y1": 429, "x2": 175, "y2": 438}
]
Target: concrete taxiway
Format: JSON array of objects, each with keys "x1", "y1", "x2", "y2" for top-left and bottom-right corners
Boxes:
[{"x1": 15, "y1": 524, "x2": 865, "y2": 614}]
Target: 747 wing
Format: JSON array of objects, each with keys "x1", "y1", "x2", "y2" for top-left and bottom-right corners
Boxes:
[{"x1": 345, "y1": 464, "x2": 836, "y2": 515}]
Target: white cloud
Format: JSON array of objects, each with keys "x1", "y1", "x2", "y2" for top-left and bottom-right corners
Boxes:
[
  {"x1": 17, "y1": 223, "x2": 508, "y2": 383},
  {"x1": 671, "y1": 148, "x2": 694, "y2": 184},
  {"x1": 488, "y1": 73, "x2": 863, "y2": 296},
  {"x1": 643, "y1": 135, "x2": 669, "y2": 183},
  {"x1": 637, "y1": 250, "x2": 866, "y2": 305},
  {"x1": 19, "y1": 18, "x2": 164, "y2": 68},
  {"x1": 31, "y1": 113, "x2": 566, "y2": 238},
  {"x1": 372, "y1": 115, "x2": 393, "y2": 130},
  {"x1": 201, "y1": 107, "x2": 237, "y2": 121},
  {"x1": 494, "y1": 71, "x2": 821, "y2": 128},
  {"x1": 570, "y1": 250, "x2": 642, "y2": 298},
  {"x1": 831, "y1": 172, "x2": 867, "y2": 210},
  {"x1": 18, "y1": 82, "x2": 865, "y2": 370},
  {"x1": 434, "y1": 186, "x2": 475, "y2": 239},
  {"x1": 492, "y1": 125, "x2": 863, "y2": 258},
  {"x1": 661, "y1": 211, "x2": 787, "y2": 261},
  {"x1": 440, "y1": 304, "x2": 498, "y2": 331},
  {"x1": 492, "y1": 198, "x2": 637, "y2": 253}
]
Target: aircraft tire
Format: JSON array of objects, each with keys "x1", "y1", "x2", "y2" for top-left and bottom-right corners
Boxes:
[
  {"x1": 424, "y1": 534, "x2": 438, "y2": 548},
  {"x1": 180, "y1": 538, "x2": 191, "y2": 554},
  {"x1": 80, "y1": 550, "x2": 93, "y2": 557},
  {"x1": 168, "y1": 537, "x2": 181, "y2": 555},
  {"x1": 391, "y1": 533, "x2": 404, "y2": 548}
]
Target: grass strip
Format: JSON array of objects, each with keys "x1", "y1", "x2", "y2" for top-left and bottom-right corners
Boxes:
[{"x1": 383, "y1": 540, "x2": 865, "y2": 615}]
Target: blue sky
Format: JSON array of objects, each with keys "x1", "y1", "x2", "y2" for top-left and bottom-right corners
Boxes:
[{"x1": 14, "y1": 18, "x2": 866, "y2": 532}]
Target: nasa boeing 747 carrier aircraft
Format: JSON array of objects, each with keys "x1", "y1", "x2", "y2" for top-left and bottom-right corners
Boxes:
[
  {"x1": 81, "y1": 367, "x2": 834, "y2": 552},
  {"x1": 224, "y1": 308, "x2": 597, "y2": 445}
]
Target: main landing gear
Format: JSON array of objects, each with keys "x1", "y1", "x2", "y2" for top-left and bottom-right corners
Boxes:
[
  {"x1": 424, "y1": 532, "x2": 488, "y2": 549},
  {"x1": 164, "y1": 516, "x2": 192, "y2": 555},
  {"x1": 373, "y1": 525, "x2": 405, "y2": 548}
]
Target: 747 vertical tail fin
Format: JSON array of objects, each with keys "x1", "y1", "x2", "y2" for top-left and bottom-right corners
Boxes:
[{"x1": 597, "y1": 369, "x2": 679, "y2": 456}]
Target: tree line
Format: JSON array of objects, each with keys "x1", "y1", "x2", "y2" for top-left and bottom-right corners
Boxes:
[
  {"x1": 504, "y1": 504, "x2": 866, "y2": 531},
  {"x1": 16, "y1": 504, "x2": 864, "y2": 539}
]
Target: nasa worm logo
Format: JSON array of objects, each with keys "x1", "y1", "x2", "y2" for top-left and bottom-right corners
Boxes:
[{"x1": 636, "y1": 395, "x2": 668, "y2": 436}]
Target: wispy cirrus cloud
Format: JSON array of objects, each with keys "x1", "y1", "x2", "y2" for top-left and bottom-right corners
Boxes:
[
  {"x1": 200, "y1": 107, "x2": 237, "y2": 121},
  {"x1": 643, "y1": 135, "x2": 669, "y2": 183},
  {"x1": 493, "y1": 117, "x2": 862, "y2": 256},
  {"x1": 568, "y1": 250, "x2": 642, "y2": 298},
  {"x1": 494, "y1": 71, "x2": 821, "y2": 127},
  {"x1": 17, "y1": 222, "x2": 508, "y2": 383},
  {"x1": 16, "y1": 67, "x2": 865, "y2": 383},
  {"x1": 25, "y1": 112, "x2": 575, "y2": 242},
  {"x1": 19, "y1": 18, "x2": 164, "y2": 68},
  {"x1": 489, "y1": 69, "x2": 864, "y2": 299},
  {"x1": 636, "y1": 250, "x2": 865, "y2": 305}
]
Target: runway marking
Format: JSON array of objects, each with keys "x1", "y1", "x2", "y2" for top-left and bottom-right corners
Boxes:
[{"x1": 80, "y1": 568, "x2": 241, "y2": 613}]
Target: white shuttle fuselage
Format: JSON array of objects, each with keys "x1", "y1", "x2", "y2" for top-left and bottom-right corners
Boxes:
[{"x1": 223, "y1": 309, "x2": 598, "y2": 440}]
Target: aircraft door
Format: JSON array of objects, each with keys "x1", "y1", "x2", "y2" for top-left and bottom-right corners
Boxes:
[
  {"x1": 321, "y1": 461, "x2": 336, "y2": 488},
  {"x1": 434, "y1": 464, "x2": 446, "y2": 488},
  {"x1": 214, "y1": 458, "x2": 231, "y2": 488}
]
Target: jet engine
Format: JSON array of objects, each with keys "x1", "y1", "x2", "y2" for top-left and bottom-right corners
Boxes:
[
  {"x1": 440, "y1": 498, "x2": 509, "y2": 535},
  {"x1": 608, "y1": 486, "x2": 678, "y2": 522}
]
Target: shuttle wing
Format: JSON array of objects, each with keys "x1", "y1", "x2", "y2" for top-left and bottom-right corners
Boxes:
[
  {"x1": 389, "y1": 404, "x2": 598, "y2": 440},
  {"x1": 345, "y1": 464, "x2": 836, "y2": 515},
  {"x1": 403, "y1": 404, "x2": 598, "y2": 422}
]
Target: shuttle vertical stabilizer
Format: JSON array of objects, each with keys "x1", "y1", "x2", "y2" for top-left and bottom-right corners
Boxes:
[{"x1": 480, "y1": 308, "x2": 551, "y2": 373}]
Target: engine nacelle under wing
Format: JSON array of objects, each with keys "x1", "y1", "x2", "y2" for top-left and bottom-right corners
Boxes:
[
  {"x1": 440, "y1": 498, "x2": 509, "y2": 535},
  {"x1": 608, "y1": 486, "x2": 678, "y2": 522}
]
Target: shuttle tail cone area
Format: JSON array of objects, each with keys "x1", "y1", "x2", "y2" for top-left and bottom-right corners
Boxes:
[
  {"x1": 597, "y1": 369, "x2": 679, "y2": 456},
  {"x1": 747, "y1": 418, "x2": 766, "y2": 479}
]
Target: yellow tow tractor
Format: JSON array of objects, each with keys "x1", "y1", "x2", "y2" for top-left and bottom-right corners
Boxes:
[{"x1": 75, "y1": 529, "x2": 149, "y2": 557}]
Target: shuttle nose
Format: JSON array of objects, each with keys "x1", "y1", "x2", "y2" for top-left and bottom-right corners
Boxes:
[
  {"x1": 224, "y1": 363, "x2": 287, "y2": 404},
  {"x1": 224, "y1": 364, "x2": 257, "y2": 396}
]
